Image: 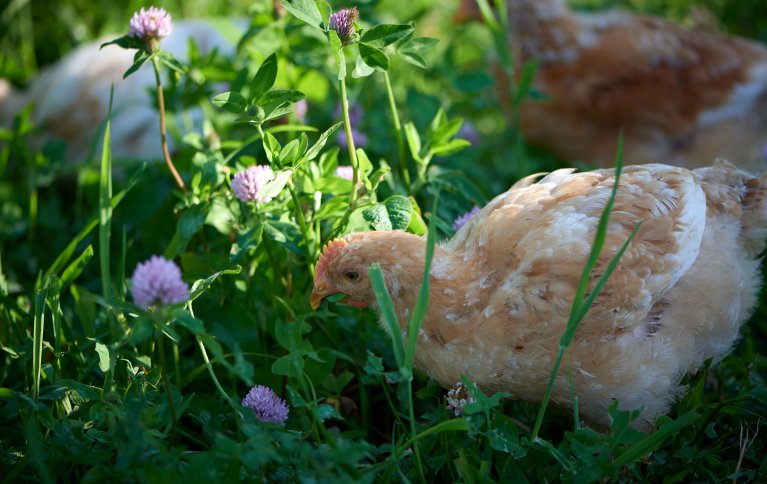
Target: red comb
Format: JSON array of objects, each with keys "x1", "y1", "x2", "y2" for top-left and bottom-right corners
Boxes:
[{"x1": 315, "y1": 238, "x2": 348, "y2": 278}]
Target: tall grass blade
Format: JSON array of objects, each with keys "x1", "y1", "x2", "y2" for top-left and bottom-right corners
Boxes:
[
  {"x1": 99, "y1": 86, "x2": 114, "y2": 298},
  {"x1": 46, "y1": 276, "x2": 62, "y2": 380},
  {"x1": 369, "y1": 264, "x2": 405, "y2": 368},
  {"x1": 32, "y1": 284, "x2": 47, "y2": 401},
  {"x1": 611, "y1": 413, "x2": 697, "y2": 469},
  {"x1": 404, "y1": 194, "x2": 438, "y2": 370},
  {"x1": 531, "y1": 132, "x2": 638, "y2": 439}
]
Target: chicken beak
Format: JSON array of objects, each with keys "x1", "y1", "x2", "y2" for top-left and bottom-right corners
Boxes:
[{"x1": 310, "y1": 283, "x2": 334, "y2": 310}]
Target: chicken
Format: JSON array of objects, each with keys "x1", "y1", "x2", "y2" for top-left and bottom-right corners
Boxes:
[
  {"x1": 311, "y1": 160, "x2": 767, "y2": 429},
  {"x1": 454, "y1": 0, "x2": 767, "y2": 170},
  {"x1": 0, "y1": 19, "x2": 244, "y2": 162}
]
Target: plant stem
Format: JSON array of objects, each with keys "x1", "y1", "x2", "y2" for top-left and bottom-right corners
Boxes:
[
  {"x1": 151, "y1": 56, "x2": 186, "y2": 192},
  {"x1": 195, "y1": 336, "x2": 242, "y2": 416},
  {"x1": 287, "y1": 181, "x2": 315, "y2": 277},
  {"x1": 339, "y1": 78, "x2": 359, "y2": 207},
  {"x1": 406, "y1": 380, "x2": 427, "y2": 483},
  {"x1": 156, "y1": 330, "x2": 178, "y2": 435},
  {"x1": 383, "y1": 71, "x2": 410, "y2": 189}
]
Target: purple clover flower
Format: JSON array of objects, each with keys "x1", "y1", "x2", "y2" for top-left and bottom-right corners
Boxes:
[
  {"x1": 242, "y1": 385, "x2": 289, "y2": 424},
  {"x1": 328, "y1": 7, "x2": 359, "y2": 45},
  {"x1": 334, "y1": 165, "x2": 361, "y2": 187},
  {"x1": 131, "y1": 256, "x2": 189, "y2": 309},
  {"x1": 231, "y1": 165, "x2": 276, "y2": 203},
  {"x1": 129, "y1": 7, "x2": 173, "y2": 41},
  {"x1": 452, "y1": 205, "x2": 480, "y2": 231}
]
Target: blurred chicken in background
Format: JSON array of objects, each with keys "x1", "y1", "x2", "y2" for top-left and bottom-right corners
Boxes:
[
  {"x1": 455, "y1": 0, "x2": 767, "y2": 170},
  {"x1": 0, "y1": 19, "x2": 243, "y2": 163}
]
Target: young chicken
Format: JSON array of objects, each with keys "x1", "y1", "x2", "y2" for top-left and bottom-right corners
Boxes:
[
  {"x1": 311, "y1": 160, "x2": 767, "y2": 429},
  {"x1": 455, "y1": 0, "x2": 767, "y2": 170}
]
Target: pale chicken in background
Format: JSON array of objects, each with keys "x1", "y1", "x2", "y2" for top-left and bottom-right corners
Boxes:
[
  {"x1": 455, "y1": 0, "x2": 767, "y2": 170},
  {"x1": 0, "y1": 19, "x2": 244, "y2": 162},
  {"x1": 311, "y1": 161, "x2": 767, "y2": 429}
]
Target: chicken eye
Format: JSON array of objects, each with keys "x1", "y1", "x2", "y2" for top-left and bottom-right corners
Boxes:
[{"x1": 344, "y1": 270, "x2": 360, "y2": 282}]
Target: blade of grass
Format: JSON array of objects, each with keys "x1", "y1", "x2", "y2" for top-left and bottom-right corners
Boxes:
[
  {"x1": 611, "y1": 413, "x2": 698, "y2": 469},
  {"x1": 99, "y1": 86, "x2": 114, "y2": 299},
  {"x1": 400, "y1": 418, "x2": 470, "y2": 449},
  {"x1": 403, "y1": 194, "x2": 438, "y2": 371},
  {"x1": 531, "y1": 132, "x2": 640, "y2": 440},
  {"x1": 369, "y1": 264, "x2": 406, "y2": 369},
  {"x1": 32, "y1": 284, "x2": 47, "y2": 401},
  {"x1": 46, "y1": 276, "x2": 61, "y2": 381}
]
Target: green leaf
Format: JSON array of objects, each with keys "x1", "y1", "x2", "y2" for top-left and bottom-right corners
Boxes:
[
  {"x1": 165, "y1": 203, "x2": 210, "y2": 259},
  {"x1": 252, "y1": 53, "x2": 278, "y2": 99},
  {"x1": 513, "y1": 58, "x2": 540, "y2": 107},
  {"x1": 363, "y1": 351, "x2": 385, "y2": 376},
  {"x1": 279, "y1": 140, "x2": 301, "y2": 166},
  {"x1": 362, "y1": 204, "x2": 393, "y2": 231},
  {"x1": 59, "y1": 245, "x2": 94, "y2": 290},
  {"x1": 281, "y1": 0, "x2": 324, "y2": 29},
  {"x1": 157, "y1": 51, "x2": 187, "y2": 74},
  {"x1": 359, "y1": 43, "x2": 390, "y2": 70},
  {"x1": 262, "y1": 132, "x2": 281, "y2": 163},
  {"x1": 94, "y1": 342, "x2": 110, "y2": 373},
  {"x1": 314, "y1": 404, "x2": 342, "y2": 422},
  {"x1": 211, "y1": 91, "x2": 248, "y2": 114},
  {"x1": 361, "y1": 24, "x2": 414, "y2": 46},
  {"x1": 352, "y1": 56, "x2": 376, "y2": 78},
  {"x1": 384, "y1": 196, "x2": 412, "y2": 231},
  {"x1": 400, "y1": 51, "x2": 426, "y2": 69},
  {"x1": 229, "y1": 225, "x2": 264, "y2": 264},
  {"x1": 174, "y1": 309, "x2": 206, "y2": 335},
  {"x1": 188, "y1": 266, "x2": 242, "y2": 302},
  {"x1": 406, "y1": 198, "x2": 427, "y2": 235},
  {"x1": 259, "y1": 169, "x2": 293, "y2": 200},
  {"x1": 263, "y1": 106, "x2": 295, "y2": 123},
  {"x1": 404, "y1": 122, "x2": 422, "y2": 161},
  {"x1": 431, "y1": 139, "x2": 471, "y2": 157},
  {"x1": 260, "y1": 89, "x2": 305, "y2": 107},
  {"x1": 123, "y1": 54, "x2": 149, "y2": 78},
  {"x1": 304, "y1": 122, "x2": 343, "y2": 162},
  {"x1": 356, "y1": 147, "x2": 373, "y2": 176},
  {"x1": 100, "y1": 35, "x2": 142, "y2": 50}
]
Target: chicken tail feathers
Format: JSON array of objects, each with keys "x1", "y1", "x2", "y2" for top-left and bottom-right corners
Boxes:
[
  {"x1": 740, "y1": 170, "x2": 767, "y2": 256},
  {"x1": 694, "y1": 158, "x2": 767, "y2": 256}
]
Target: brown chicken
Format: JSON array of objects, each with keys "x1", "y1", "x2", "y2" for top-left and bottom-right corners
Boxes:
[
  {"x1": 311, "y1": 161, "x2": 767, "y2": 429},
  {"x1": 455, "y1": 0, "x2": 767, "y2": 170}
]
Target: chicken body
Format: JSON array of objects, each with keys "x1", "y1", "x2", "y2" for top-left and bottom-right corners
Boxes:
[
  {"x1": 457, "y1": 0, "x2": 767, "y2": 169},
  {"x1": 0, "y1": 19, "x2": 244, "y2": 162},
  {"x1": 312, "y1": 161, "x2": 767, "y2": 429}
]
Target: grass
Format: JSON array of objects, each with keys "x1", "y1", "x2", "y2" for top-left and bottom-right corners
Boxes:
[{"x1": 0, "y1": 0, "x2": 766, "y2": 481}]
